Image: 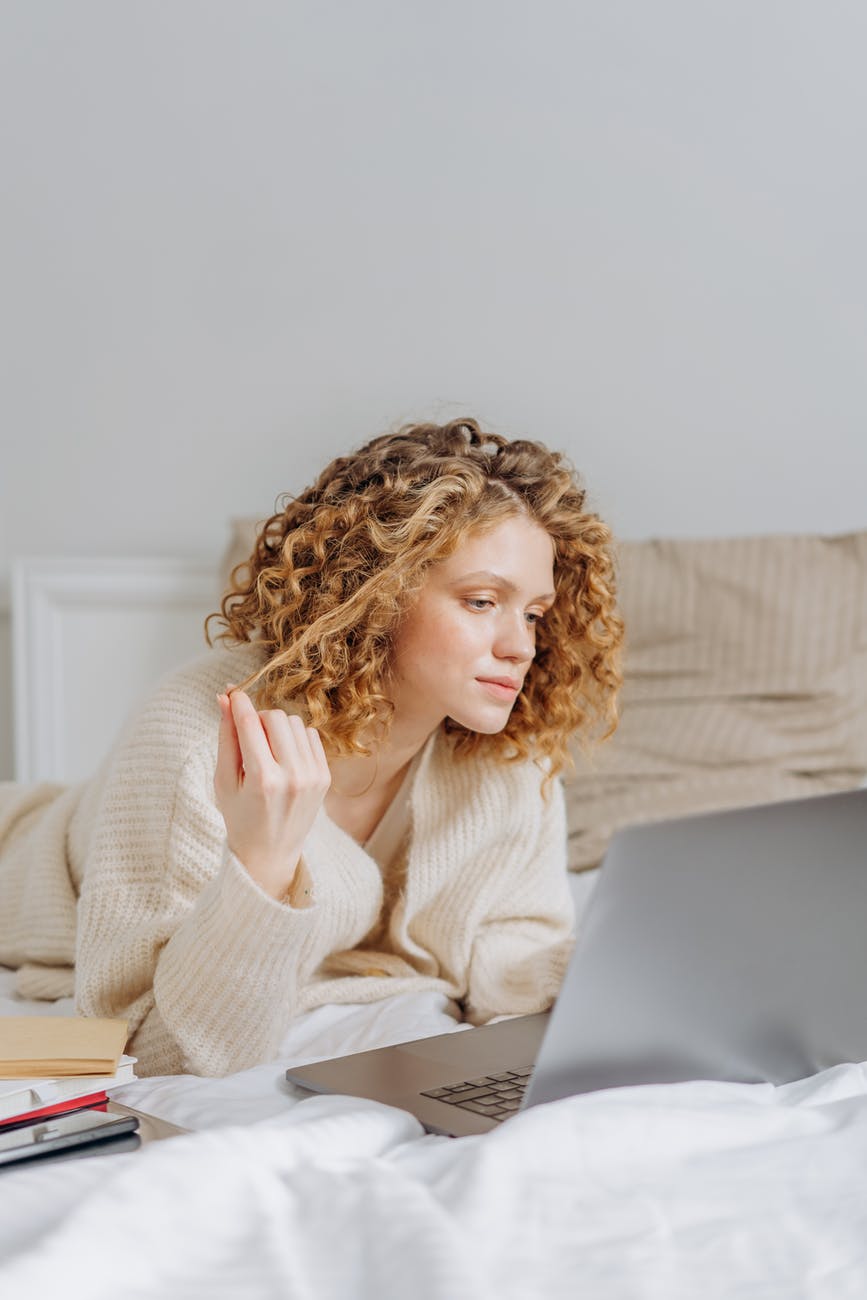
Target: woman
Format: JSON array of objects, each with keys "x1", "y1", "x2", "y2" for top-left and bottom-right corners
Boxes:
[{"x1": 0, "y1": 419, "x2": 623, "y2": 1077}]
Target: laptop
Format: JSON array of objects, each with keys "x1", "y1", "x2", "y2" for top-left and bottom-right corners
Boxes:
[{"x1": 286, "y1": 786, "x2": 867, "y2": 1136}]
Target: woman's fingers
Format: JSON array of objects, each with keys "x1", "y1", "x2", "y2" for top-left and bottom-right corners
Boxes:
[
  {"x1": 259, "y1": 709, "x2": 314, "y2": 769},
  {"x1": 223, "y1": 691, "x2": 331, "y2": 792},
  {"x1": 305, "y1": 724, "x2": 332, "y2": 784},
  {"x1": 214, "y1": 692, "x2": 243, "y2": 799},
  {"x1": 262, "y1": 712, "x2": 332, "y2": 795},
  {"x1": 228, "y1": 689, "x2": 282, "y2": 778},
  {"x1": 213, "y1": 690, "x2": 331, "y2": 898}
]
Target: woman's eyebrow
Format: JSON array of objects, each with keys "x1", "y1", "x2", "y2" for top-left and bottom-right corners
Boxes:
[{"x1": 453, "y1": 570, "x2": 556, "y2": 602}]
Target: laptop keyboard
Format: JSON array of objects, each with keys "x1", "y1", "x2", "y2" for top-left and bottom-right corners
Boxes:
[{"x1": 420, "y1": 1068, "x2": 533, "y2": 1121}]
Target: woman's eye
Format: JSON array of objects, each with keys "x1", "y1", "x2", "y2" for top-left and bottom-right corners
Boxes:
[{"x1": 466, "y1": 598, "x2": 495, "y2": 611}]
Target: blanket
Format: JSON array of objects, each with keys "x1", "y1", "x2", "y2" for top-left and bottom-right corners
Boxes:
[{"x1": 2, "y1": 973, "x2": 867, "y2": 1298}]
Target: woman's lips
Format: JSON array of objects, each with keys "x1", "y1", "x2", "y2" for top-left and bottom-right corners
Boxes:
[{"x1": 476, "y1": 678, "x2": 520, "y2": 701}]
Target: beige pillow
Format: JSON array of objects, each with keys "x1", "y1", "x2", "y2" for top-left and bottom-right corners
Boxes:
[
  {"x1": 219, "y1": 519, "x2": 867, "y2": 871},
  {"x1": 564, "y1": 531, "x2": 867, "y2": 870}
]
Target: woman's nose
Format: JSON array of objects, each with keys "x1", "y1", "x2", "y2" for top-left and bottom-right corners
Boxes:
[{"x1": 494, "y1": 614, "x2": 534, "y2": 663}]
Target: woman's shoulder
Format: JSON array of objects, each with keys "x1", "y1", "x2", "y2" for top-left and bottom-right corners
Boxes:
[
  {"x1": 153, "y1": 640, "x2": 267, "y2": 706},
  {"x1": 71, "y1": 644, "x2": 271, "y2": 849},
  {"x1": 110, "y1": 641, "x2": 268, "y2": 768}
]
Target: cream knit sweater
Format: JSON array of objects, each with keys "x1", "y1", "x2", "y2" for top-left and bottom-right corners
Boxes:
[{"x1": 0, "y1": 642, "x2": 575, "y2": 1078}]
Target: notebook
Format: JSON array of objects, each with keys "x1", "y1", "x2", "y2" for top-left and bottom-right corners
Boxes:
[
  {"x1": 0, "y1": 1017, "x2": 129, "y2": 1078},
  {"x1": 286, "y1": 786, "x2": 867, "y2": 1136},
  {"x1": 0, "y1": 1055, "x2": 137, "y2": 1125}
]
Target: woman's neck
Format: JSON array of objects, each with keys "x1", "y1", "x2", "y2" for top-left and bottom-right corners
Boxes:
[
  {"x1": 323, "y1": 720, "x2": 437, "y2": 843},
  {"x1": 326, "y1": 707, "x2": 439, "y2": 795}
]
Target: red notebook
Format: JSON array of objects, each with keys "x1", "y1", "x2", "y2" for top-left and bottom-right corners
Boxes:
[{"x1": 0, "y1": 1092, "x2": 109, "y2": 1132}]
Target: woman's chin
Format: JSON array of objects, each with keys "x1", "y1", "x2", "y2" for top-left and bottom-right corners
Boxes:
[{"x1": 447, "y1": 706, "x2": 513, "y2": 735}]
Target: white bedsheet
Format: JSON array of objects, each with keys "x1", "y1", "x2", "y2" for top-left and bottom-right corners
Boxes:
[{"x1": 3, "y1": 970, "x2": 867, "y2": 1297}]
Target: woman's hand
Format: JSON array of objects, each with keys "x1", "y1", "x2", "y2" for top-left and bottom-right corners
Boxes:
[{"x1": 214, "y1": 689, "x2": 331, "y2": 901}]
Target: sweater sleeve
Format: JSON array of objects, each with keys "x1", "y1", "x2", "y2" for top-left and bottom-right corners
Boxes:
[
  {"x1": 462, "y1": 776, "x2": 575, "y2": 1026},
  {"x1": 74, "y1": 710, "x2": 377, "y2": 1077}
]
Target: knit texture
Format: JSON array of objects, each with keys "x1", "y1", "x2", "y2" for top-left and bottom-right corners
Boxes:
[{"x1": 0, "y1": 642, "x2": 575, "y2": 1077}]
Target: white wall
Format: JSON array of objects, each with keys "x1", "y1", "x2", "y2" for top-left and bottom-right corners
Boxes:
[{"x1": 2, "y1": 1, "x2": 866, "y2": 779}]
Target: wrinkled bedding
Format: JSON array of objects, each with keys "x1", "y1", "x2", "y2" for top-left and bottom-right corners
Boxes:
[{"x1": 3, "y1": 965, "x2": 867, "y2": 1298}]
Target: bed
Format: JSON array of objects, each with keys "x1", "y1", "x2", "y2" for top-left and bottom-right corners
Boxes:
[
  {"x1": 1, "y1": 527, "x2": 865, "y2": 1296},
  {"x1": 5, "y1": 966, "x2": 867, "y2": 1297}
]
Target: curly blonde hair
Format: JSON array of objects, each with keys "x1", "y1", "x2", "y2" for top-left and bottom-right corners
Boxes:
[{"x1": 207, "y1": 418, "x2": 624, "y2": 777}]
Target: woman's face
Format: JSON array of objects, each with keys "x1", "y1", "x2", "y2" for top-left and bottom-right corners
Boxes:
[{"x1": 388, "y1": 514, "x2": 556, "y2": 740}]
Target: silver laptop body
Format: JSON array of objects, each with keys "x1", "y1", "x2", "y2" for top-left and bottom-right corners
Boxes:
[{"x1": 285, "y1": 786, "x2": 867, "y2": 1136}]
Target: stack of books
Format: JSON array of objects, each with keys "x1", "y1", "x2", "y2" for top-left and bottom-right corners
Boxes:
[{"x1": 0, "y1": 1016, "x2": 135, "y2": 1131}]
